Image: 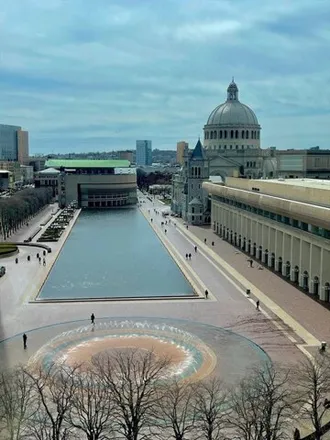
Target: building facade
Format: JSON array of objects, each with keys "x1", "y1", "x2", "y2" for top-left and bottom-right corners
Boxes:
[
  {"x1": 171, "y1": 140, "x2": 210, "y2": 224},
  {"x1": 17, "y1": 129, "x2": 29, "y2": 165},
  {"x1": 204, "y1": 177, "x2": 330, "y2": 302},
  {"x1": 0, "y1": 161, "x2": 22, "y2": 187},
  {"x1": 34, "y1": 167, "x2": 60, "y2": 198},
  {"x1": 20, "y1": 165, "x2": 34, "y2": 184},
  {"x1": 45, "y1": 159, "x2": 137, "y2": 208},
  {"x1": 275, "y1": 147, "x2": 330, "y2": 179},
  {"x1": 118, "y1": 150, "x2": 133, "y2": 163},
  {"x1": 136, "y1": 140, "x2": 152, "y2": 166},
  {"x1": 176, "y1": 141, "x2": 188, "y2": 165},
  {"x1": 0, "y1": 124, "x2": 21, "y2": 161}
]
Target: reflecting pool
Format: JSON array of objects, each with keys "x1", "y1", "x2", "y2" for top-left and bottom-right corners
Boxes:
[{"x1": 38, "y1": 209, "x2": 193, "y2": 300}]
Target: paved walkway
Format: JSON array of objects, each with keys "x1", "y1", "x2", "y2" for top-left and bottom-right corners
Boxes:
[{"x1": 1, "y1": 195, "x2": 330, "y2": 436}]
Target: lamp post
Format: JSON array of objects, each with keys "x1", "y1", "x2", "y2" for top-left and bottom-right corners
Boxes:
[{"x1": 90, "y1": 429, "x2": 96, "y2": 440}]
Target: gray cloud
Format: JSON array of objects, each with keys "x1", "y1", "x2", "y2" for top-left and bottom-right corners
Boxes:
[{"x1": 0, "y1": 0, "x2": 329, "y2": 153}]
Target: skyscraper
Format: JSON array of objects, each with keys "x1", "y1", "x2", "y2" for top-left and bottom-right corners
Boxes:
[
  {"x1": 0, "y1": 124, "x2": 21, "y2": 161},
  {"x1": 17, "y1": 129, "x2": 29, "y2": 164},
  {"x1": 176, "y1": 141, "x2": 188, "y2": 165},
  {"x1": 136, "y1": 140, "x2": 152, "y2": 166}
]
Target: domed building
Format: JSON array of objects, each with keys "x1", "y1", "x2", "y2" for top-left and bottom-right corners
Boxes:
[
  {"x1": 171, "y1": 80, "x2": 276, "y2": 225},
  {"x1": 204, "y1": 79, "x2": 261, "y2": 151}
]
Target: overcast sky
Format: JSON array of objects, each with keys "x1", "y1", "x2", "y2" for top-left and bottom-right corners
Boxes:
[{"x1": 0, "y1": 0, "x2": 329, "y2": 154}]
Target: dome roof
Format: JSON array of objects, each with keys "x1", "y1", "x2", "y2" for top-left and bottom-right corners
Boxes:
[{"x1": 206, "y1": 80, "x2": 259, "y2": 127}]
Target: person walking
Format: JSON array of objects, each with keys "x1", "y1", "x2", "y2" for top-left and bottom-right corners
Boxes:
[
  {"x1": 23, "y1": 333, "x2": 27, "y2": 349},
  {"x1": 91, "y1": 313, "x2": 95, "y2": 325},
  {"x1": 212, "y1": 241, "x2": 214, "y2": 246},
  {"x1": 165, "y1": 229, "x2": 167, "y2": 234},
  {"x1": 249, "y1": 259, "x2": 253, "y2": 268},
  {"x1": 185, "y1": 253, "x2": 188, "y2": 260},
  {"x1": 205, "y1": 290, "x2": 209, "y2": 299},
  {"x1": 204, "y1": 238, "x2": 207, "y2": 244},
  {"x1": 194, "y1": 246, "x2": 197, "y2": 253},
  {"x1": 188, "y1": 253, "x2": 191, "y2": 260},
  {"x1": 256, "y1": 300, "x2": 260, "y2": 311},
  {"x1": 43, "y1": 258, "x2": 46, "y2": 266}
]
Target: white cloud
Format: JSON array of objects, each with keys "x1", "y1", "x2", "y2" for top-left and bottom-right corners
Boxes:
[{"x1": 0, "y1": 0, "x2": 329, "y2": 152}]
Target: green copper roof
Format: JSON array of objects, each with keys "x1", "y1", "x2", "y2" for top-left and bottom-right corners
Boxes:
[{"x1": 45, "y1": 159, "x2": 131, "y2": 169}]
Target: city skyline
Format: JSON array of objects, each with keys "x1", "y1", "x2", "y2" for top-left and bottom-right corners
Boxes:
[{"x1": 0, "y1": 0, "x2": 329, "y2": 154}]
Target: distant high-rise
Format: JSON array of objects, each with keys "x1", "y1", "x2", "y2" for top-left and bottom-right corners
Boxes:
[
  {"x1": 136, "y1": 140, "x2": 152, "y2": 166},
  {"x1": 0, "y1": 124, "x2": 21, "y2": 161},
  {"x1": 17, "y1": 129, "x2": 29, "y2": 164},
  {"x1": 118, "y1": 150, "x2": 133, "y2": 163},
  {"x1": 176, "y1": 141, "x2": 188, "y2": 165}
]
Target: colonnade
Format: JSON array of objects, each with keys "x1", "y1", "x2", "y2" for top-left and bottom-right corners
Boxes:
[{"x1": 211, "y1": 201, "x2": 330, "y2": 302}]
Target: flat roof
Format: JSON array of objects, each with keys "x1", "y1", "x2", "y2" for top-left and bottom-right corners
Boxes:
[
  {"x1": 263, "y1": 178, "x2": 330, "y2": 191},
  {"x1": 45, "y1": 159, "x2": 131, "y2": 169}
]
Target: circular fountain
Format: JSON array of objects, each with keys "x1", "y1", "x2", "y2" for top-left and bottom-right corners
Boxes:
[{"x1": 1, "y1": 318, "x2": 269, "y2": 384}]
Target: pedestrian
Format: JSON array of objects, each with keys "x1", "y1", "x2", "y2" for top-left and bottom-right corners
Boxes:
[
  {"x1": 151, "y1": 218, "x2": 153, "y2": 223},
  {"x1": 185, "y1": 253, "x2": 188, "y2": 260},
  {"x1": 188, "y1": 253, "x2": 191, "y2": 260},
  {"x1": 205, "y1": 290, "x2": 209, "y2": 299},
  {"x1": 212, "y1": 241, "x2": 214, "y2": 246},
  {"x1": 204, "y1": 238, "x2": 207, "y2": 244},
  {"x1": 91, "y1": 313, "x2": 95, "y2": 324},
  {"x1": 23, "y1": 333, "x2": 27, "y2": 349},
  {"x1": 15, "y1": 257, "x2": 18, "y2": 264},
  {"x1": 186, "y1": 225, "x2": 188, "y2": 229},
  {"x1": 256, "y1": 300, "x2": 260, "y2": 310},
  {"x1": 43, "y1": 258, "x2": 46, "y2": 266},
  {"x1": 165, "y1": 229, "x2": 167, "y2": 234},
  {"x1": 249, "y1": 259, "x2": 253, "y2": 268},
  {"x1": 39, "y1": 257, "x2": 41, "y2": 265},
  {"x1": 194, "y1": 245, "x2": 197, "y2": 252}
]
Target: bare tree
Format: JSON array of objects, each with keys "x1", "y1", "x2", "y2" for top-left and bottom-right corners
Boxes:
[
  {"x1": 155, "y1": 380, "x2": 197, "y2": 440},
  {"x1": 93, "y1": 349, "x2": 170, "y2": 440},
  {"x1": 65, "y1": 367, "x2": 115, "y2": 440},
  {"x1": 294, "y1": 353, "x2": 330, "y2": 440},
  {"x1": 23, "y1": 362, "x2": 79, "y2": 440},
  {"x1": 194, "y1": 378, "x2": 230, "y2": 440},
  {"x1": 230, "y1": 363, "x2": 293, "y2": 440},
  {"x1": 0, "y1": 367, "x2": 36, "y2": 440}
]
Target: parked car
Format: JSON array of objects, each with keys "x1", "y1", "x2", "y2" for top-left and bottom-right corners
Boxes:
[{"x1": 0, "y1": 266, "x2": 6, "y2": 277}]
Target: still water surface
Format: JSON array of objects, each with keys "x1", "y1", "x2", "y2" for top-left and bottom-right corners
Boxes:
[{"x1": 38, "y1": 209, "x2": 193, "y2": 299}]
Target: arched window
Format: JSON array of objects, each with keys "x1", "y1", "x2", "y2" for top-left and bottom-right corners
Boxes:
[
  {"x1": 246, "y1": 130, "x2": 249, "y2": 139},
  {"x1": 220, "y1": 130, "x2": 223, "y2": 139},
  {"x1": 242, "y1": 130, "x2": 245, "y2": 139},
  {"x1": 224, "y1": 130, "x2": 227, "y2": 138},
  {"x1": 214, "y1": 131, "x2": 217, "y2": 139},
  {"x1": 257, "y1": 131, "x2": 260, "y2": 139},
  {"x1": 210, "y1": 131, "x2": 213, "y2": 139},
  {"x1": 235, "y1": 130, "x2": 239, "y2": 139},
  {"x1": 251, "y1": 131, "x2": 254, "y2": 139},
  {"x1": 198, "y1": 167, "x2": 201, "y2": 176},
  {"x1": 230, "y1": 130, "x2": 234, "y2": 139}
]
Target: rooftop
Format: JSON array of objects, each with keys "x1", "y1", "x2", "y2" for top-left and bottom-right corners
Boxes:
[
  {"x1": 45, "y1": 159, "x2": 131, "y2": 169},
  {"x1": 263, "y1": 178, "x2": 330, "y2": 191}
]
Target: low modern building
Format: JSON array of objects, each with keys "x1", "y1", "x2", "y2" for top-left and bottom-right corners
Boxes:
[
  {"x1": 34, "y1": 167, "x2": 60, "y2": 198},
  {"x1": 204, "y1": 177, "x2": 330, "y2": 302},
  {"x1": 0, "y1": 170, "x2": 11, "y2": 190},
  {"x1": 45, "y1": 159, "x2": 137, "y2": 208},
  {"x1": 0, "y1": 161, "x2": 22, "y2": 187},
  {"x1": 20, "y1": 165, "x2": 34, "y2": 184},
  {"x1": 275, "y1": 147, "x2": 330, "y2": 179}
]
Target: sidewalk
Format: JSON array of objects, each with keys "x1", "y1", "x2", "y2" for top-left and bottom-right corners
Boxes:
[{"x1": 186, "y1": 222, "x2": 330, "y2": 344}]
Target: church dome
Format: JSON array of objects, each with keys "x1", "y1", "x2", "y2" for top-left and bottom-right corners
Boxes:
[
  {"x1": 206, "y1": 80, "x2": 259, "y2": 127},
  {"x1": 203, "y1": 80, "x2": 261, "y2": 151},
  {"x1": 207, "y1": 101, "x2": 258, "y2": 126}
]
